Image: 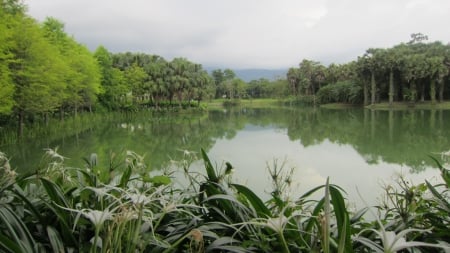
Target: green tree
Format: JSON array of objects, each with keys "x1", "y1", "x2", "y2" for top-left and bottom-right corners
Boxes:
[
  {"x1": 95, "y1": 46, "x2": 123, "y2": 109},
  {"x1": 43, "y1": 18, "x2": 102, "y2": 116},
  {"x1": 10, "y1": 15, "x2": 67, "y2": 135},
  {"x1": 0, "y1": 3, "x2": 15, "y2": 115},
  {"x1": 124, "y1": 63, "x2": 147, "y2": 103},
  {"x1": 145, "y1": 56, "x2": 168, "y2": 108}
]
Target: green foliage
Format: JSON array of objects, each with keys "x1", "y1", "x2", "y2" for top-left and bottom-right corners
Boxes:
[
  {"x1": 0, "y1": 6, "x2": 15, "y2": 115},
  {"x1": 1, "y1": 149, "x2": 448, "y2": 252},
  {"x1": 317, "y1": 81, "x2": 363, "y2": 104}
]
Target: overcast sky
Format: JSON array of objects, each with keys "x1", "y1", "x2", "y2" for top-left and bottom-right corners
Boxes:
[{"x1": 26, "y1": 0, "x2": 450, "y2": 69}]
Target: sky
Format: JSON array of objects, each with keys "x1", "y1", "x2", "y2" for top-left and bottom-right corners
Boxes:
[{"x1": 26, "y1": 0, "x2": 450, "y2": 69}]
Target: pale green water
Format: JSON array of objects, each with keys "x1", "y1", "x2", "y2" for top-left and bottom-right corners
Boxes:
[{"x1": 1, "y1": 107, "x2": 448, "y2": 205}]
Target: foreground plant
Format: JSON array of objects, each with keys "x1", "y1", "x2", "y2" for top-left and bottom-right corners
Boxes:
[{"x1": 0, "y1": 148, "x2": 448, "y2": 252}]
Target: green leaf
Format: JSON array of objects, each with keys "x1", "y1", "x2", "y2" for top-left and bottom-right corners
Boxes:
[
  {"x1": 47, "y1": 226, "x2": 65, "y2": 253},
  {"x1": 329, "y1": 185, "x2": 353, "y2": 253},
  {"x1": 40, "y1": 177, "x2": 70, "y2": 208},
  {"x1": 119, "y1": 166, "x2": 132, "y2": 188},
  {"x1": 201, "y1": 148, "x2": 218, "y2": 183},
  {"x1": 148, "y1": 175, "x2": 171, "y2": 186},
  {"x1": 231, "y1": 183, "x2": 271, "y2": 218},
  {"x1": 426, "y1": 180, "x2": 450, "y2": 212},
  {"x1": 323, "y1": 177, "x2": 330, "y2": 253},
  {"x1": 0, "y1": 206, "x2": 36, "y2": 253},
  {"x1": 429, "y1": 155, "x2": 450, "y2": 187}
]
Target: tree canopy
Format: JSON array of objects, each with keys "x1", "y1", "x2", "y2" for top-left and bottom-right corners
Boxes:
[{"x1": 287, "y1": 35, "x2": 450, "y2": 106}]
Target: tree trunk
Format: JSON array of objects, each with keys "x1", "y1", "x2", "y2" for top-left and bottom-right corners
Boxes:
[
  {"x1": 363, "y1": 81, "x2": 369, "y2": 106},
  {"x1": 438, "y1": 79, "x2": 444, "y2": 103},
  {"x1": 420, "y1": 83, "x2": 425, "y2": 102},
  {"x1": 44, "y1": 112, "x2": 49, "y2": 126},
  {"x1": 370, "y1": 72, "x2": 376, "y2": 105},
  {"x1": 430, "y1": 79, "x2": 436, "y2": 104},
  {"x1": 388, "y1": 70, "x2": 394, "y2": 106},
  {"x1": 410, "y1": 81, "x2": 417, "y2": 103},
  {"x1": 60, "y1": 107, "x2": 64, "y2": 122},
  {"x1": 17, "y1": 110, "x2": 24, "y2": 138}
]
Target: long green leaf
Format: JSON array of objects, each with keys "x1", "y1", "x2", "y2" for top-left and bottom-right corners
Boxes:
[
  {"x1": 47, "y1": 226, "x2": 65, "y2": 253},
  {"x1": 337, "y1": 215, "x2": 347, "y2": 253},
  {"x1": 426, "y1": 180, "x2": 450, "y2": 212},
  {"x1": 0, "y1": 233, "x2": 22, "y2": 253},
  {"x1": 119, "y1": 165, "x2": 132, "y2": 188},
  {"x1": 323, "y1": 177, "x2": 330, "y2": 253},
  {"x1": 201, "y1": 148, "x2": 218, "y2": 183},
  {"x1": 11, "y1": 185, "x2": 43, "y2": 223},
  {"x1": 40, "y1": 177, "x2": 71, "y2": 208},
  {"x1": 429, "y1": 155, "x2": 450, "y2": 187},
  {"x1": 231, "y1": 183, "x2": 271, "y2": 218},
  {"x1": 329, "y1": 185, "x2": 353, "y2": 253},
  {"x1": 0, "y1": 206, "x2": 36, "y2": 253}
]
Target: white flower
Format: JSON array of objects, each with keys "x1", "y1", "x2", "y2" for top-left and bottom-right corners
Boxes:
[
  {"x1": 353, "y1": 226, "x2": 448, "y2": 253},
  {"x1": 355, "y1": 189, "x2": 450, "y2": 253},
  {"x1": 127, "y1": 192, "x2": 152, "y2": 205},
  {"x1": 82, "y1": 209, "x2": 113, "y2": 228},
  {"x1": 266, "y1": 215, "x2": 288, "y2": 233},
  {"x1": 43, "y1": 147, "x2": 65, "y2": 161}
]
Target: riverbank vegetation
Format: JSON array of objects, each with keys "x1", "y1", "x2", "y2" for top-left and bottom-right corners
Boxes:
[
  {"x1": 0, "y1": 149, "x2": 449, "y2": 252},
  {"x1": 2, "y1": 0, "x2": 450, "y2": 139}
]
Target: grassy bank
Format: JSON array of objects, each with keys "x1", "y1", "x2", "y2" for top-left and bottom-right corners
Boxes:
[
  {"x1": 205, "y1": 98, "x2": 283, "y2": 109},
  {"x1": 365, "y1": 101, "x2": 450, "y2": 110},
  {"x1": 0, "y1": 149, "x2": 449, "y2": 252},
  {"x1": 207, "y1": 98, "x2": 450, "y2": 111}
]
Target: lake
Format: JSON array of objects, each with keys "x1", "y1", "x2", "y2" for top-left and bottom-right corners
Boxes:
[{"x1": 1, "y1": 107, "x2": 448, "y2": 207}]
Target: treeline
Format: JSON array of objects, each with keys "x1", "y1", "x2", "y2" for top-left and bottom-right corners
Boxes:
[
  {"x1": 210, "y1": 69, "x2": 288, "y2": 99},
  {"x1": 287, "y1": 33, "x2": 450, "y2": 105},
  {"x1": 0, "y1": 2, "x2": 102, "y2": 136},
  {"x1": 0, "y1": 0, "x2": 217, "y2": 136},
  {"x1": 97, "y1": 50, "x2": 215, "y2": 110}
]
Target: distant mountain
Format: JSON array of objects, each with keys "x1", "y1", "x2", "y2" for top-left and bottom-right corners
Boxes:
[
  {"x1": 233, "y1": 69, "x2": 287, "y2": 82},
  {"x1": 205, "y1": 67, "x2": 287, "y2": 82}
]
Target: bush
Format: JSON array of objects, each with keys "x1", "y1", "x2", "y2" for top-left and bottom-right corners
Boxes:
[{"x1": 317, "y1": 81, "x2": 363, "y2": 104}]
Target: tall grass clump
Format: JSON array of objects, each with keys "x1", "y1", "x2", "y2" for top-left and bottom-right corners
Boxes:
[{"x1": 0, "y1": 148, "x2": 449, "y2": 252}]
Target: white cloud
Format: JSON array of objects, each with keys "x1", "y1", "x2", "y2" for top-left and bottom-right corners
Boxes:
[{"x1": 26, "y1": 0, "x2": 450, "y2": 68}]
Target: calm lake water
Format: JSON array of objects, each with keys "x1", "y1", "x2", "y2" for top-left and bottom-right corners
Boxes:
[{"x1": 2, "y1": 107, "x2": 448, "y2": 207}]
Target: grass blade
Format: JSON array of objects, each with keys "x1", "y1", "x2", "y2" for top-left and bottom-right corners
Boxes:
[
  {"x1": 329, "y1": 185, "x2": 353, "y2": 252},
  {"x1": 323, "y1": 177, "x2": 330, "y2": 253},
  {"x1": 231, "y1": 183, "x2": 271, "y2": 218},
  {"x1": 425, "y1": 180, "x2": 450, "y2": 212},
  {"x1": 201, "y1": 148, "x2": 218, "y2": 183},
  {"x1": 47, "y1": 226, "x2": 65, "y2": 253}
]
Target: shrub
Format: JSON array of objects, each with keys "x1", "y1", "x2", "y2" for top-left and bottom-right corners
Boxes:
[{"x1": 317, "y1": 81, "x2": 363, "y2": 104}]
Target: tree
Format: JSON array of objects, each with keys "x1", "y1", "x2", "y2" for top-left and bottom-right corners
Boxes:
[
  {"x1": 0, "y1": 3, "x2": 15, "y2": 115},
  {"x1": 287, "y1": 67, "x2": 300, "y2": 96},
  {"x1": 10, "y1": 15, "x2": 67, "y2": 135},
  {"x1": 95, "y1": 46, "x2": 122, "y2": 109},
  {"x1": 43, "y1": 18, "x2": 101, "y2": 116},
  {"x1": 124, "y1": 63, "x2": 147, "y2": 103},
  {"x1": 212, "y1": 69, "x2": 236, "y2": 98},
  {"x1": 145, "y1": 56, "x2": 168, "y2": 108},
  {"x1": 167, "y1": 58, "x2": 191, "y2": 106}
]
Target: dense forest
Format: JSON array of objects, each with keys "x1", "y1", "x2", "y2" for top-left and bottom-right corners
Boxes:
[
  {"x1": 1, "y1": 0, "x2": 450, "y2": 137},
  {"x1": 287, "y1": 34, "x2": 450, "y2": 105},
  {"x1": 0, "y1": 1, "x2": 220, "y2": 137}
]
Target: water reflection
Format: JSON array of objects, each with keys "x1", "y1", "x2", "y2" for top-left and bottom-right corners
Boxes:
[{"x1": 1, "y1": 107, "x2": 447, "y2": 205}]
